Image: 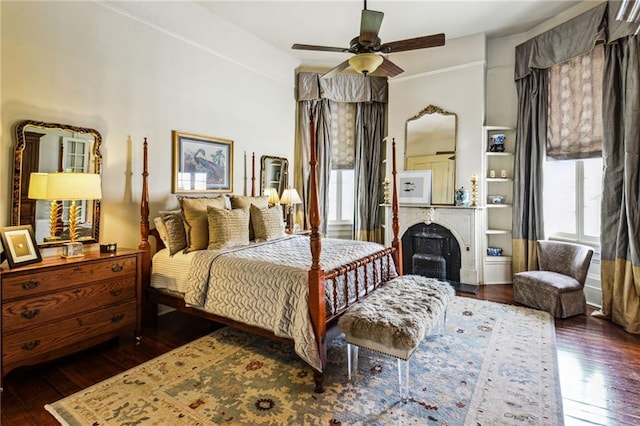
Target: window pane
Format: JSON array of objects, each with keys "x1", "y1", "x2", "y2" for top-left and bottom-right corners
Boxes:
[
  {"x1": 583, "y1": 158, "x2": 602, "y2": 238},
  {"x1": 328, "y1": 170, "x2": 338, "y2": 221},
  {"x1": 544, "y1": 160, "x2": 576, "y2": 237},
  {"x1": 341, "y1": 170, "x2": 354, "y2": 221}
]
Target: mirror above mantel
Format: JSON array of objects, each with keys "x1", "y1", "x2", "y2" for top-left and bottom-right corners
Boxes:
[
  {"x1": 11, "y1": 120, "x2": 102, "y2": 247},
  {"x1": 405, "y1": 105, "x2": 457, "y2": 205}
]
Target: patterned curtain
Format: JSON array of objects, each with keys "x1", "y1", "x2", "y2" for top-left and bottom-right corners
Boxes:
[
  {"x1": 547, "y1": 43, "x2": 604, "y2": 160},
  {"x1": 592, "y1": 36, "x2": 640, "y2": 333}
]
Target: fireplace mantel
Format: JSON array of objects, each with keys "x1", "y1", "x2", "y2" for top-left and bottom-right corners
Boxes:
[{"x1": 382, "y1": 204, "x2": 482, "y2": 284}]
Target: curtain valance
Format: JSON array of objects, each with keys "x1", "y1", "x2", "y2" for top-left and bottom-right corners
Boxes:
[
  {"x1": 296, "y1": 72, "x2": 388, "y2": 103},
  {"x1": 515, "y1": 2, "x2": 607, "y2": 80}
]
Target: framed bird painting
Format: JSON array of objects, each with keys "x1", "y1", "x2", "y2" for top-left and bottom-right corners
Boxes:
[{"x1": 172, "y1": 130, "x2": 234, "y2": 193}]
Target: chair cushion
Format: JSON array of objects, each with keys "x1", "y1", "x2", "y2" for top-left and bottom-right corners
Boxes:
[{"x1": 513, "y1": 270, "x2": 582, "y2": 293}]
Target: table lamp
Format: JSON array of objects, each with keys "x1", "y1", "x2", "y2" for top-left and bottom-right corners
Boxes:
[
  {"x1": 280, "y1": 187, "x2": 302, "y2": 233},
  {"x1": 28, "y1": 173, "x2": 62, "y2": 242},
  {"x1": 265, "y1": 188, "x2": 280, "y2": 206},
  {"x1": 28, "y1": 172, "x2": 102, "y2": 257}
]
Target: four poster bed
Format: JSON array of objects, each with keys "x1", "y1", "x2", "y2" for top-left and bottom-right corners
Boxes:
[{"x1": 138, "y1": 121, "x2": 403, "y2": 392}]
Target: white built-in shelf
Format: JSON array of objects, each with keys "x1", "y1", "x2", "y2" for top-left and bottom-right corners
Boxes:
[
  {"x1": 486, "y1": 228, "x2": 511, "y2": 235},
  {"x1": 485, "y1": 152, "x2": 514, "y2": 157},
  {"x1": 485, "y1": 255, "x2": 513, "y2": 262},
  {"x1": 486, "y1": 204, "x2": 512, "y2": 208},
  {"x1": 486, "y1": 178, "x2": 513, "y2": 182}
]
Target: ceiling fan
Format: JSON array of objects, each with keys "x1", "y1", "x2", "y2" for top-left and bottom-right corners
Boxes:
[{"x1": 291, "y1": 0, "x2": 445, "y2": 79}]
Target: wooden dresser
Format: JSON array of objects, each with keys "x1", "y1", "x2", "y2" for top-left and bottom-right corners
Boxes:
[{"x1": 0, "y1": 249, "x2": 142, "y2": 385}]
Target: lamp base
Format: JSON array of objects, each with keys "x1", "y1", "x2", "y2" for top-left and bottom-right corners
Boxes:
[
  {"x1": 62, "y1": 242, "x2": 84, "y2": 259},
  {"x1": 43, "y1": 236, "x2": 62, "y2": 242}
]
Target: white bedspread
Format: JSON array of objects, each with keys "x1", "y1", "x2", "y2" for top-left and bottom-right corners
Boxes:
[{"x1": 183, "y1": 235, "x2": 396, "y2": 371}]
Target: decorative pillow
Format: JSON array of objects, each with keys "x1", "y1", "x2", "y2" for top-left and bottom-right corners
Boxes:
[
  {"x1": 179, "y1": 196, "x2": 227, "y2": 252},
  {"x1": 160, "y1": 210, "x2": 187, "y2": 255},
  {"x1": 207, "y1": 206, "x2": 250, "y2": 250},
  {"x1": 153, "y1": 216, "x2": 170, "y2": 248},
  {"x1": 230, "y1": 195, "x2": 269, "y2": 240},
  {"x1": 251, "y1": 204, "x2": 285, "y2": 242}
]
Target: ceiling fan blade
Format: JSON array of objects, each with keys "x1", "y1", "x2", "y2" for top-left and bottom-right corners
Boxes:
[
  {"x1": 380, "y1": 33, "x2": 445, "y2": 53},
  {"x1": 359, "y1": 9, "x2": 384, "y2": 46},
  {"x1": 321, "y1": 59, "x2": 351, "y2": 79},
  {"x1": 377, "y1": 57, "x2": 404, "y2": 78},
  {"x1": 292, "y1": 43, "x2": 350, "y2": 53}
]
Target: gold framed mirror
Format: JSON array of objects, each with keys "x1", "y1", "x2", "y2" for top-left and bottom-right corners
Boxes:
[
  {"x1": 11, "y1": 120, "x2": 102, "y2": 247},
  {"x1": 260, "y1": 155, "x2": 288, "y2": 199},
  {"x1": 405, "y1": 105, "x2": 457, "y2": 205}
]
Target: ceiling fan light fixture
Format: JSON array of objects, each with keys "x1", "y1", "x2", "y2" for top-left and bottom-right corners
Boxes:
[{"x1": 349, "y1": 53, "x2": 383, "y2": 76}]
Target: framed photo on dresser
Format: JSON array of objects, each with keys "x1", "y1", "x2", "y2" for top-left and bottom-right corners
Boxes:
[
  {"x1": 172, "y1": 130, "x2": 234, "y2": 194},
  {"x1": 0, "y1": 225, "x2": 42, "y2": 269}
]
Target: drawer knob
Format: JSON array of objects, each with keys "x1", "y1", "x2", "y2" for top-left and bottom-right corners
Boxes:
[
  {"x1": 21, "y1": 280, "x2": 39, "y2": 291},
  {"x1": 21, "y1": 340, "x2": 40, "y2": 351},
  {"x1": 111, "y1": 264, "x2": 124, "y2": 273},
  {"x1": 21, "y1": 309, "x2": 40, "y2": 320},
  {"x1": 111, "y1": 313, "x2": 125, "y2": 323},
  {"x1": 110, "y1": 289, "x2": 123, "y2": 296},
  {"x1": 73, "y1": 266, "x2": 82, "y2": 272}
]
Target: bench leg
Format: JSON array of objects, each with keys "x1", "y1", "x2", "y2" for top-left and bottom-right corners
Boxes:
[
  {"x1": 347, "y1": 343, "x2": 359, "y2": 383},
  {"x1": 434, "y1": 309, "x2": 447, "y2": 336},
  {"x1": 397, "y1": 358, "x2": 410, "y2": 403}
]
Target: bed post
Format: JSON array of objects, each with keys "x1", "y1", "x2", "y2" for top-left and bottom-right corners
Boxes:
[
  {"x1": 307, "y1": 110, "x2": 327, "y2": 393},
  {"x1": 391, "y1": 138, "x2": 403, "y2": 276},
  {"x1": 138, "y1": 138, "x2": 156, "y2": 325},
  {"x1": 251, "y1": 152, "x2": 256, "y2": 196}
]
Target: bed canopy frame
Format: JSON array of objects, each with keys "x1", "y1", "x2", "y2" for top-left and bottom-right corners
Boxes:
[{"x1": 139, "y1": 117, "x2": 402, "y2": 392}]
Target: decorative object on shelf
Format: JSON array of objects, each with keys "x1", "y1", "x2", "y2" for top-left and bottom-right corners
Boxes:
[
  {"x1": 489, "y1": 134, "x2": 506, "y2": 152},
  {"x1": 28, "y1": 172, "x2": 62, "y2": 242},
  {"x1": 383, "y1": 176, "x2": 391, "y2": 204},
  {"x1": 501, "y1": 169, "x2": 508, "y2": 178},
  {"x1": 280, "y1": 187, "x2": 302, "y2": 233},
  {"x1": 397, "y1": 170, "x2": 432, "y2": 204},
  {"x1": 172, "y1": 130, "x2": 233, "y2": 193},
  {"x1": 488, "y1": 195, "x2": 506, "y2": 204},
  {"x1": 454, "y1": 187, "x2": 471, "y2": 206},
  {"x1": 487, "y1": 247, "x2": 503, "y2": 256},
  {"x1": 100, "y1": 242, "x2": 118, "y2": 254},
  {"x1": 489, "y1": 169, "x2": 496, "y2": 178},
  {"x1": 0, "y1": 225, "x2": 42, "y2": 268},
  {"x1": 471, "y1": 174, "x2": 478, "y2": 206}
]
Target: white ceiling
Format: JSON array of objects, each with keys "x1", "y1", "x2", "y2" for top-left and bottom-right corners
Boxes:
[{"x1": 199, "y1": 0, "x2": 594, "y2": 71}]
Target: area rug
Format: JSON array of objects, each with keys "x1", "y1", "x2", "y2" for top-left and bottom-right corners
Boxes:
[{"x1": 45, "y1": 297, "x2": 563, "y2": 425}]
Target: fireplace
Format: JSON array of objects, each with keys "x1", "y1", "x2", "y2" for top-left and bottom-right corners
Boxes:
[{"x1": 402, "y1": 223, "x2": 461, "y2": 282}]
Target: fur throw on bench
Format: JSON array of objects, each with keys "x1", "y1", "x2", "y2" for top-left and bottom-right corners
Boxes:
[{"x1": 338, "y1": 275, "x2": 454, "y2": 355}]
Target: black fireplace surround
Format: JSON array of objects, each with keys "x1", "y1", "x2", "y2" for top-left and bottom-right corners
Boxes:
[{"x1": 401, "y1": 223, "x2": 461, "y2": 283}]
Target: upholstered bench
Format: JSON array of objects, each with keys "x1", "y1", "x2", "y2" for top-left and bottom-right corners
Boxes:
[{"x1": 338, "y1": 275, "x2": 455, "y2": 402}]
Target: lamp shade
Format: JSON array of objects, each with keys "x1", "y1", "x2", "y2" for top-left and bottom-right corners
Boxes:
[
  {"x1": 265, "y1": 188, "x2": 280, "y2": 205},
  {"x1": 349, "y1": 53, "x2": 384, "y2": 76},
  {"x1": 280, "y1": 188, "x2": 302, "y2": 205},
  {"x1": 28, "y1": 172, "x2": 102, "y2": 201}
]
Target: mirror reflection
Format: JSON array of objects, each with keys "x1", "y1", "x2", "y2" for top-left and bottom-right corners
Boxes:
[
  {"x1": 12, "y1": 120, "x2": 102, "y2": 246},
  {"x1": 405, "y1": 105, "x2": 457, "y2": 205},
  {"x1": 260, "y1": 155, "x2": 288, "y2": 200}
]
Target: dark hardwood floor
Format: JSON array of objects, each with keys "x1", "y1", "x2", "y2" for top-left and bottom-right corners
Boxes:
[{"x1": 2, "y1": 285, "x2": 639, "y2": 425}]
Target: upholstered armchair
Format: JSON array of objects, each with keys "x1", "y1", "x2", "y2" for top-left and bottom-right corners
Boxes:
[{"x1": 513, "y1": 240, "x2": 594, "y2": 318}]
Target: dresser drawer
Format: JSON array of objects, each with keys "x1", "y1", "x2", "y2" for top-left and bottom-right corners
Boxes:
[
  {"x1": 2, "y1": 300, "x2": 136, "y2": 368},
  {"x1": 2, "y1": 277, "x2": 136, "y2": 330},
  {"x1": 2, "y1": 256, "x2": 137, "y2": 300}
]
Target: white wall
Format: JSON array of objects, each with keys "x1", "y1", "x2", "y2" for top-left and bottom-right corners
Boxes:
[{"x1": 1, "y1": 1, "x2": 299, "y2": 253}]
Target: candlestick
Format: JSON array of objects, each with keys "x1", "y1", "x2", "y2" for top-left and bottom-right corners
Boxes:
[{"x1": 471, "y1": 174, "x2": 478, "y2": 206}]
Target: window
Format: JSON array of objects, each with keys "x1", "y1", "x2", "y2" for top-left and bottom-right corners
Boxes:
[
  {"x1": 543, "y1": 44, "x2": 603, "y2": 248},
  {"x1": 543, "y1": 157, "x2": 602, "y2": 245},
  {"x1": 328, "y1": 169, "x2": 354, "y2": 222}
]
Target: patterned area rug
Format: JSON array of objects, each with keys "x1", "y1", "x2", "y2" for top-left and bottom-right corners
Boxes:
[{"x1": 45, "y1": 297, "x2": 563, "y2": 425}]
